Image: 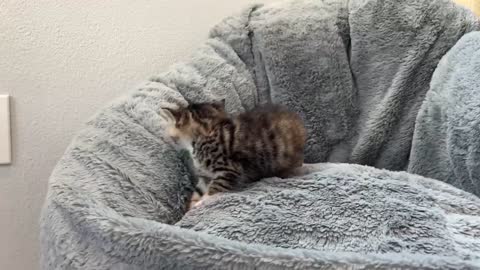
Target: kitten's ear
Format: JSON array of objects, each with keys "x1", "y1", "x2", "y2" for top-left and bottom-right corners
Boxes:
[
  {"x1": 213, "y1": 99, "x2": 226, "y2": 110},
  {"x1": 164, "y1": 107, "x2": 181, "y2": 122}
]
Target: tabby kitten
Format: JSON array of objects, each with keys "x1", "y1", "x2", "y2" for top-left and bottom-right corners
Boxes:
[{"x1": 164, "y1": 100, "x2": 306, "y2": 207}]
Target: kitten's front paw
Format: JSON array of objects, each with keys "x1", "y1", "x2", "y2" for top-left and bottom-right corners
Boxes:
[
  {"x1": 188, "y1": 200, "x2": 198, "y2": 210},
  {"x1": 194, "y1": 194, "x2": 211, "y2": 207}
]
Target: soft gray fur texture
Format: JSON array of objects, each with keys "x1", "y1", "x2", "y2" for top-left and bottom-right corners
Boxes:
[
  {"x1": 179, "y1": 163, "x2": 480, "y2": 266},
  {"x1": 409, "y1": 31, "x2": 480, "y2": 197},
  {"x1": 40, "y1": 0, "x2": 480, "y2": 269}
]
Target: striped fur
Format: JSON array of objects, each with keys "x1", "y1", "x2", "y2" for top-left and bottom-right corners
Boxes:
[{"x1": 166, "y1": 101, "x2": 306, "y2": 205}]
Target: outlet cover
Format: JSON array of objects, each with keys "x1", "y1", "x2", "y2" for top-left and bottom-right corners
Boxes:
[{"x1": 0, "y1": 95, "x2": 11, "y2": 164}]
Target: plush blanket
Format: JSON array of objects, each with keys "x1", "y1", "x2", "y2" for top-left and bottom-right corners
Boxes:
[
  {"x1": 409, "y1": 31, "x2": 480, "y2": 197},
  {"x1": 40, "y1": 0, "x2": 480, "y2": 269}
]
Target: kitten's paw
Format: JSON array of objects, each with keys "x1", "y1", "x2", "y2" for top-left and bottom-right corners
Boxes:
[
  {"x1": 187, "y1": 192, "x2": 202, "y2": 210},
  {"x1": 188, "y1": 200, "x2": 198, "y2": 210},
  {"x1": 194, "y1": 194, "x2": 211, "y2": 207}
]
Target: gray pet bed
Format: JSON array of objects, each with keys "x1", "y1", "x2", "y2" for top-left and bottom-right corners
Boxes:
[{"x1": 40, "y1": 0, "x2": 480, "y2": 269}]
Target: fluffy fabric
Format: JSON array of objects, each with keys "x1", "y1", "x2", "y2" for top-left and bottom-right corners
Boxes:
[
  {"x1": 178, "y1": 163, "x2": 480, "y2": 263},
  {"x1": 40, "y1": 0, "x2": 480, "y2": 269},
  {"x1": 409, "y1": 31, "x2": 480, "y2": 197}
]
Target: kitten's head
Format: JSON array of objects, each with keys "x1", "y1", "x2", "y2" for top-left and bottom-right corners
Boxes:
[{"x1": 166, "y1": 100, "x2": 227, "y2": 145}]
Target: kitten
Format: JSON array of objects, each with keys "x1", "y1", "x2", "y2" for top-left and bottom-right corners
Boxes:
[{"x1": 164, "y1": 100, "x2": 306, "y2": 207}]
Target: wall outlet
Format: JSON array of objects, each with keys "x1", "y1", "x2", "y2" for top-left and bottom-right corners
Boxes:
[{"x1": 0, "y1": 94, "x2": 12, "y2": 164}]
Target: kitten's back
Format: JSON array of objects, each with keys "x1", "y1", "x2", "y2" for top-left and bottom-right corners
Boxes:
[{"x1": 232, "y1": 104, "x2": 306, "y2": 178}]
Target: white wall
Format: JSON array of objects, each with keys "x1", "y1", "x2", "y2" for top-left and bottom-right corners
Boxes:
[{"x1": 0, "y1": 1, "x2": 275, "y2": 269}]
